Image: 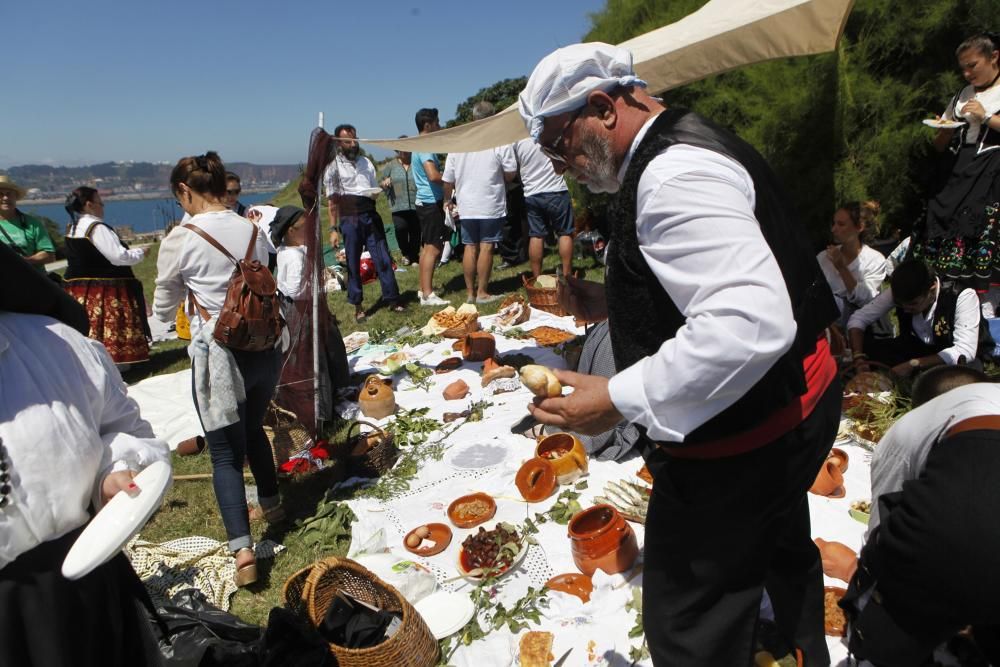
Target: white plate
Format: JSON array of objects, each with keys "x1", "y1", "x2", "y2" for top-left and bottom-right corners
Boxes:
[
  {"x1": 413, "y1": 590, "x2": 475, "y2": 639},
  {"x1": 62, "y1": 461, "x2": 172, "y2": 580},
  {"x1": 446, "y1": 442, "x2": 509, "y2": 469},
  {"x1": 922, "y1": 119, "x2": 964, "y2": 129},
  {"x1": 457, "y1": 525, "x2": 529, "y2": 581}
]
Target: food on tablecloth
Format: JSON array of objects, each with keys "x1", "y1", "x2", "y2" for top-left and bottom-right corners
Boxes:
[
  {"x1": 515, "y1": 458, "x2": 557, "y2": 502},
  {"x1": 544, "y1": 573, "x2": 593, "y2": 603},
  {"x1": 373, "y1": 351, "x2": 412, "y2": 375},
  {"x1": 462, "y1": 331, "x2": 496, "y2": 361},
  {"x1": 824, "y1": 587, "x2": 848, "y2": 636},
  {"x1": 342, "y1": 330, "x2": 369, "y2": 353},
  {"x1": 443, "y1": 410, "x2": 470, "y2": 423},
  {"x1": 443, "y1": 379, "x2": 470, "y2": 401},
  {"x1": 636, "y1": 465, "x2": 653, "y2": 485},
  {"x1": 423, "y1": 304, "x2": 479, "y2": 337},
  {"x1": 403, "y1": 522, "x2": 452, "y2": 556},
  {"x1": 845, "y1": 370, "x2": 894, "y2": 395},
  {"x1": 435, "y1": 357, "x2": 462, "y2": 373},
  {"x1": 527, "y1": 326, "x2": 577, "y2": 347},
  {"x1": 851, "y1": 422, "x2": 884, "y2": 444},
  {"x1": 534, "y1": 274, "x2": 558, "y2": 289},
  {"x1": 520, "y1": 364, "x2": 562, "y2": 398},
  {"x1": 495, "y1": 294, "x2": 530, "y2": 327},
  {"x1": 481, "y1": 359, "x2": 517, "y2": 386},
  {"x1": 460, "y1": 523, "x2": 522, "y2": 574},
  {"x1": 594, "y1": 479, "x2": 650, "y2": 524},
  {"x1": 842, "y1": 393, "x2": 879, "y2": 421},
  {"x1": 850, "y1": 499, "x2": 871, "y2": 514},
  {"x1": 447, "y1": 492, "x2": 497, "y2": 528},
  {"x1": 518, "y1": 630, "x2": 555, "y2": 667}
]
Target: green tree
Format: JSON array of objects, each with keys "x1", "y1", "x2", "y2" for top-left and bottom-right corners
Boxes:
[{"x1": 448, "y1": 77, "x2": 528, "y2": 127}]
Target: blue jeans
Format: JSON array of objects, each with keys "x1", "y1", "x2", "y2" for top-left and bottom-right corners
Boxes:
[
  {"x1": 341, "y1": 211, "x2": 401, "y2": 306},
  {"x1": 191, "y1": 348, "x2": 281, "y2": 551}
]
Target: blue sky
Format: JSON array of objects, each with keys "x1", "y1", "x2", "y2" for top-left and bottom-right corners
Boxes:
[{"x1": 5, "y1": 0, "x2": 606, "y2": 168}]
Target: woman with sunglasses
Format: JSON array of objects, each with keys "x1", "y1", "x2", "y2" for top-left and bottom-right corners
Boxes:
[
  {"x1": 63, "y1": 186, "x2": 151, "y2": 368},
  {"x1": 152, "y1": 151, "x2": 280, "y2": 587}
]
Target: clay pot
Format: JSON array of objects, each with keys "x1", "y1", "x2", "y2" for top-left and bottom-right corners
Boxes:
[
  {"x1": 568, "y1": 504, "x2": 639, "y2": 576},
  {"x1": 828, "y1": 447, "x2": 849, "y2": 474},
  {"x1": 462, "y1": 331, "x2": 496, "y2": 362},
  {"x1": 443, "y1": 379, "x2": 470, "y2": 401},
  {"x1": 358, "y1": 375, "x2": 395, "y2": 419},
  {"x1": 809, "y1": 459, "x2": 845, "y2": 498},
  {"x1": 535, "y1": 432, "x2": 588, "y2": 484},
  {"x1": 515, "y1": 458, "x2": 557, "y2": 502},
  {"x1": 544, "y1": 572, "x2": 593, "y2": 602}
]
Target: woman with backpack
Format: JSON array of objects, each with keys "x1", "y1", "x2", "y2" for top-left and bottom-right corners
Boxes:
[{"x1": 153, "y1": 151, "x2": 282, "y2": 587}]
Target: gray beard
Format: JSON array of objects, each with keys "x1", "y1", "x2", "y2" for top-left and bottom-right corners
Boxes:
[{"x1": 578, "y1": 131, "x2": 620, "y2": 194}]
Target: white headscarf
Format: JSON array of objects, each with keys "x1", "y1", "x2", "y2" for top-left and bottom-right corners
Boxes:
[{"x1": 518, "y1": 42, "x2": 648, "y2": 142}]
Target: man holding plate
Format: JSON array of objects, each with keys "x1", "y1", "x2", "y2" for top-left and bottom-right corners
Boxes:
[{"x1": 522, "y1": 43, "x2": 840, "y2": 665}]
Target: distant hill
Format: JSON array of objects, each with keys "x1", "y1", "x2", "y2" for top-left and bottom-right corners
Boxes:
[{"x1": 5, "y1": 161, "x2": 302, "y2": 198}]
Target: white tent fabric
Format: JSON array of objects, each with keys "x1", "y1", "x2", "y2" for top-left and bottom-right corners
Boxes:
[{"x1": 360, "y1": 0, "x2": 853, "y2": 153}]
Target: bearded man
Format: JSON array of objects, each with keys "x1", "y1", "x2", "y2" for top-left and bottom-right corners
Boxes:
[{"x1": 521, "y1": 43, "x2": 840, "y2": 666}]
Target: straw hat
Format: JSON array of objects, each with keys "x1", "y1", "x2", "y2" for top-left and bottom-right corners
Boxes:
[{"x1": 0, "y1": 175, "x2": 26, "y2": 198}]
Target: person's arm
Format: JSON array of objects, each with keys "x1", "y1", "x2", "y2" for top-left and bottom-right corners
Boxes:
[
  {"x1": 23, "y1": 215, "x2": 57, "y2": 266},
  {"x1": 847, "y1": 249, "x2": 888, "y2": 306},
  {"x1": 826, "y1": 245, "x2": 859, "y2": 294},
  {"x1": 847, "y1": 288, "x2": 894, "y2": 361},
  {"x1": 533, "y1": 150, "x2": 797, "y2": 442},
  {"x1": 937, "y1": 288, "x2": 980, "y2": 365},
  {"x1": 23, "y1": 250, "x2": 54, "y2": 266},
  {"x1": 423, "y1": 157, "x2": 443, "y2": 184},
  {"x1": 88, "y1": 223, "x2": 146, "y2": 266},
  {"x1": 498, "y1": 144, "x2": 518, "y2": 183},
  {"x1": 327, "y1": 196, "x2": 341, "y2": 248},
  {"x1": 933, "y1": 98, "x2": 959, "y2": 152},
  {"x1": 152, "y1": 227, "x2": 187, "y2": 322}
]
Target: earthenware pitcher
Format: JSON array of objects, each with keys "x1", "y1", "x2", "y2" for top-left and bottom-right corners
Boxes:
[
  {"x1": 568, "y1": 504, "x2": 639, "y2": 576},
  {"x1": 358, "y1": 375, "x2": 396, "y2": 419},
  {"x1": 535, "y1": 432, "x2": 588, "y2": 484}
]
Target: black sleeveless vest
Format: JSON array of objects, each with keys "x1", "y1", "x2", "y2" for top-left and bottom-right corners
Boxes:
[
  {"x1": 896, "y1": 283, "x2": 993, "y2": 360},
  {"x1": 63, "y1": 222, "x2": 136, "y2": 280},
  {"x1": 606, "y1": 109, "x2": 838, "y2": 445}
]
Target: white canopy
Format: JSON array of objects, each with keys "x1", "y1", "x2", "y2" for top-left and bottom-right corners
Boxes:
[{"x1": 359, "y1": 0, "x2": 853, "y2": 153}]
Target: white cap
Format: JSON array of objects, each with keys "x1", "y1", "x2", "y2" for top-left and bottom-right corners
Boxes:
[{"x1": 518, "y1": 42, "x2": 647, "y2": 142}]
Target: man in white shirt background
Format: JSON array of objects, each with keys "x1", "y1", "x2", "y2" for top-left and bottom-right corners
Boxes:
[
  {"x1": 513, "y1": 136, "x2": 576, "y2": 278},
  {"x1": 520, "y1": 43, "x2": 840, "y2": 665},
  {"x1": 324, "y1": 124, "x2": 403, "y2": 321},
  {"x1": 848, "y1": 259, "x2": 985, "y2": 378},
  {"x1": 442, "y1": 101, "x2": 517, "y2": 304}
]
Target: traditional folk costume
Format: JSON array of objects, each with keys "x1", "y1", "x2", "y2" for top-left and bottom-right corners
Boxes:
[
  {"x1": 0, "y1": 312, "x2": 169, "y2": 666},
  {"x1": 64, "y1": 213, "x2": 150, "y2": 364},
  {"x1": 911, "y1": 80, "x2": 1000, "y2": 289}
]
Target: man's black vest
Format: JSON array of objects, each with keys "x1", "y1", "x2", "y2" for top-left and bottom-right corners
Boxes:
[
  {"x1": 606, "y1": 109, "x2": 838, "y2": 445},
  {"x1": 896, "y1": 283, "x2": 993, "y2": 361},
  {"x1": 63, "y1": 223, "x2": 136, "y2": 280}
]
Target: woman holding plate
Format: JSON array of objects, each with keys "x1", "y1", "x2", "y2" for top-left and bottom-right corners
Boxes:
[{"x1": 911, "y1": 32, "x2": 1000, "y2": 291}]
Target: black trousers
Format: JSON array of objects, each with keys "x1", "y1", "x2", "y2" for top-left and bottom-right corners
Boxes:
[
  {"x1": 0, "y1": 525, "x2": 162, "y2": 666},
  {"x1": 643, "y1": 380, "x2": 840, "y2": 666},
  {"x1": 391, "y1": 210, "x2": 421, "y2": 264},
  {"x1": 498, "y1": 185, "x2": 528, "y2": 264},
  {"x1": 847, "y1": 429, "x2": 1000, "y2": 665}
]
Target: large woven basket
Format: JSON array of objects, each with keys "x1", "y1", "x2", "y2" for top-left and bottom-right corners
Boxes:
[
  {"x1": 523, "y1": 274, "x2": 567, "y2": 317},
  {"x1": 441, "y1": 317, "x2": 479, "y2": 339},
  {"x1": 263, "y1": 402, "x2": 313, "y2": 469},
  {"x1": 282, "y1": 557, "x2": 440, "y2": 667},
  {"x1": 346, "y1": 420, "x2": 398, "y2": 478}
]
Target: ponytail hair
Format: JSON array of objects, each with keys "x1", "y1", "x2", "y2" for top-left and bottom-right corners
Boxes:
[
  {"x1": 170, "y1": 151, "x2": 227, "y2": 199},
  {"x1": 956, "y1": 31, "x2": 1000, "y2": 59},
  {"x1": 64, "y1": 186, "x2": 99, "y2": 234}
]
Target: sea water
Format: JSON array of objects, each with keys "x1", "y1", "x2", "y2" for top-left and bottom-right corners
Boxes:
[{"x1": 20, "y1": 191, "x2": 278, "y2": 235}]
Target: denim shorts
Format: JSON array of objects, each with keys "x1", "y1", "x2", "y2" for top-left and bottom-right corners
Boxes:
[
  {"x1": 526, "y1": 190, "x2": 574, "y2": 238},
  {"x1": 460, "y1": 217, "x2": 504, "y2": 245}
]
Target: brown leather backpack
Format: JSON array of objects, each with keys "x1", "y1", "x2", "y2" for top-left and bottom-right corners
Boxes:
[{"x1": 183, "y1": 222, "x2": 283, "y2": 352}]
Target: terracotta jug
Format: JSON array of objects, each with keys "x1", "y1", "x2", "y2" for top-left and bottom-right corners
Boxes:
[
  {"x1": 358, "y1": 375, "x2": 396, "y2": 419},
  {"x1": 462, "y1": 331, "x2": 496, "y2": 362},
  {"x1": 535, "y1": 432, "x2": 588, "y2": 484},
  {"x1": 809, "y1": 459, "x2": 845, "y2": 498},
  {"x1": 568, "y1": 504, "x2": 639, "y2": 576}
]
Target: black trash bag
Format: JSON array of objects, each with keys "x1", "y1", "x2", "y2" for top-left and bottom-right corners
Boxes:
[
  {"x1": 258, "y1": 607, "x2": 335, "y2": 667},
  {"x1": 151, "y1": 588, "x2": 262, "y2": 667}
]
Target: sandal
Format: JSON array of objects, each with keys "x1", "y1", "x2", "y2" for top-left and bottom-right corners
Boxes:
[
  {"x1": 234, "y1": 548, "x2": 257, "y2": 587},
  {"x1": 354, "y1": 310, "x2": 367, "y2": 322}
]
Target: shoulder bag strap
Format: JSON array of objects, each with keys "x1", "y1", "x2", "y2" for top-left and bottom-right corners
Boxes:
[
  {"x1": 183, "y1": 222, "x2": 239, "y2": 265},
  {"x1": 0, "y1": 218, "x2": 24, "y2": 255}
]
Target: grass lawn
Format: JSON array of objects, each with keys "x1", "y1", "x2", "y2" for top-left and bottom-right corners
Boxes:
[{"x1": 132, "y1": 212, "x2": 607, "y2": 625}]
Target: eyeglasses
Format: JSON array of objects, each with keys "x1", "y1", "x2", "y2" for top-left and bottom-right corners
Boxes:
[
  {"x1": 226, "y1": 188, "x2": 241, "y2": 196},
  {"x1": 539, "y1": 106, "x2": 585, "y2": 164}
]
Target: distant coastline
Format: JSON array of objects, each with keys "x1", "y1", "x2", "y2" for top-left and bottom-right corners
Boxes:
[{"x1": 24, "y1": 185, "x2": 283, "y2": 206}]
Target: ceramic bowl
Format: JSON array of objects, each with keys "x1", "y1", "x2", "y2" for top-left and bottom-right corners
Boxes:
[
  {"x1": 535, "y1": 432, "x2": 588, "y2": 484},
  {"x1": 447, "y1": 492, "x2": 497, "y2": 529},
  {"x1": 403, "y1": 522, "x2": 453, "y2": 557}
]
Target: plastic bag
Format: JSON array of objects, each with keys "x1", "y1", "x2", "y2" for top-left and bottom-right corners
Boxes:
[{"x1": 151, "y1": 589, "x2": 261, "y2": 666}]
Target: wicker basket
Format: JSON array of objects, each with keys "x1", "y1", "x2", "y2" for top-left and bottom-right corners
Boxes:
[
  {"x1": 282, "y1": 557, "x2": 440, "y2": 667},
  {"x1": 346, "y1": 420, "x2": 398, "y2": 478},
  {"x1": 263, "y1": 402, "x2": 314, "y2": 469},
  {"x1": 440, "y1": 318, "x2": 479, "y2": 339},
  {"x1": 496, "y1": 293, "x2": 531, "y2": 326},
  {"x1": 523, "y1": 274, "x2": 567, "y2": 317}
]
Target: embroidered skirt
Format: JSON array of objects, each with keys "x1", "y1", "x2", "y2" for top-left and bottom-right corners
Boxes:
[{"x1": 64, "y1": 277, "x2": 151, "y2": 364}]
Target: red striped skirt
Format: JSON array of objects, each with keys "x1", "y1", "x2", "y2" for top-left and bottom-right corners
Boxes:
[{"x1": 64, "y1": 277, "x2": 150, "y2": 364}]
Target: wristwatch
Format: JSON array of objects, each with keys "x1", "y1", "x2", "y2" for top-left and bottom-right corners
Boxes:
[{"x1": 909, "y1": 358, "x2": 921, "y2": 369}]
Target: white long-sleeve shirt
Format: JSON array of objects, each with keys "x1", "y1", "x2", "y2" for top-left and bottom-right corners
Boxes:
[
  {"x1": 607, "y1": 116, "x2": 797, "y2": 443},
  {"x1": 846, "y1": 278, "x2": 979, "y2": 365},
  {"x1": 816, "y1": 244, "x2": 888, "y2": 328},
  {"x1": 0, "y1": 313, "x2": 170, "y2": 569},
  {"x1": 67, "y1": 214, "x2": 145, "y2": 266},
  {"x1": 152, "y1": 210, "x2": 270, "y2": 340}
]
